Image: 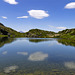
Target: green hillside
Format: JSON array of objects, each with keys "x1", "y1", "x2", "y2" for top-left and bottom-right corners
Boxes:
[
  {"x1": 25, "y1": 29, "x2": 55, "y2": 38},
  {"x1": 0, "y1": 23, "x2": 75, "y2": 40},
  {"x1": 0, "y1": 23, "x2": 25, "y2": 37},
  {"x1": 58, "y1": 29, "x2": 75, "y2": 40}
]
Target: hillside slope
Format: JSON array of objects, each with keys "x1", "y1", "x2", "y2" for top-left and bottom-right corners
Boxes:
[
  {"x1": 25, "y1": 29, "x2": 56, "y2": 38},
  {"x1": 58, "y1": 29, "x2": 75, "y2": 40},
  {"x1": 0, "y1": 23, "x2": 25, "y2": 37},
  {"x1": 0, "y1": 23, "x2": 75, "y2": 39}
]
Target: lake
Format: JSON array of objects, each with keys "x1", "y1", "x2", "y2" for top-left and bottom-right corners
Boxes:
[{"x1": 0, "y1": 37, "x2": 75, "y2": 75}]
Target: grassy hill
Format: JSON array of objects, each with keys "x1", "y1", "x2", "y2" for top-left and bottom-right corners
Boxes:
[
  {"x1": 0, "y1": 23, "x2": 75, "y2": 39},
  {"x1": 25, "y1": 29, "x2": 55, "y2": 38},
  {"x1": 58, "y1": 29, "x2": 75, "y2": 40},
  {"x1": 0, "y1": 23, "x2": 25, "y2": 37}
]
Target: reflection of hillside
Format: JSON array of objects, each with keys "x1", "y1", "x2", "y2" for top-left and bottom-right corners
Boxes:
[
  {"x1": 29, "y1": 38, "x2": 55, "y2": 43},
  {"x1": 57, "y1": 39, "x2": 75, "y2": 47},
  {"x1": 0, "y1": 37, "x2": 15, "y2": 47}
]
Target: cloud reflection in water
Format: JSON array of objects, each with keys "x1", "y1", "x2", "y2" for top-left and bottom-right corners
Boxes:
[
  {"x1": 65, "y1": 62, "x2": 75, "y2": 69},
  {"x1": 4, "y1": 65, "x2": 19, "y2": 73},
  {"x1": 2, "y1": 51, "x2": 7, "y2": 55},
  {"x1": 17, "y1": 52, "x2": 28, "y2": 56},
  {"x1": 28, "y1": 52, "x2": 48, "y2": 61}
]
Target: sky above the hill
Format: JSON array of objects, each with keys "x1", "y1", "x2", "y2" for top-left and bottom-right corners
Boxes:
[{"x1": 0, "y1": 0, "x2": 75, "y2": 32}]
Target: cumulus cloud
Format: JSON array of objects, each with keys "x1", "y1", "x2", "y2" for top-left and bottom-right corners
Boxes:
[
  {"x1": 4, "y1": 0, "x2": 18, "y2": 5},
  {"x1": 28, "y1": 10, "x2": 49, "y2": 19},
  {"x1": 17, "y1": 52, "x2": 28, "y2": 56},
  {"x1": 2, "y1": 51, "x2": 7, "y2": 55},
  {"x1": 65, "y1": 2, "x2": 75, "y2": 9},
  {"x1": 2, "y1": 16, "x2": 7, "y2": 19},
  {"x1": 17, "y1": 16, "x2": 29, "y2": 19},
  {"x1": 48, "y1": 25, "x2": 67, "y2": 30},
  {"x1": 4, "y1": 65, "x2": 19, "y2": 73},
  {"x1": 28, "y1": 52, "x2": 48, "y2": 61},
  {"x1": 64, "y1": 62, "x2": 75, "y2": 69}
]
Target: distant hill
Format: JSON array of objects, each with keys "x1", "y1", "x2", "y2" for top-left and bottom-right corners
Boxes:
[
  {"x1": 19, "y1": 31, "x2": 25, "y2": 33},
  {"x1": 0, "y1": 23, "x2": 25, "y2": 37},
  {"x1": 25, "y1": 29, "x2": 56, "y2": 38}
]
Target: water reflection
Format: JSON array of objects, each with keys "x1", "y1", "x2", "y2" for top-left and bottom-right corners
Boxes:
[
  {"x1": 0, "y1": 37, "x2": 75, "y2": 47},
  {"x1": 28, "y1": 52, "x2": 48, "y2": 61},
  {"x1": 29, "y1": 38, "x2": 55, "y2": 43},
  {"x1": 57, "y1": 39, "x2": 75, "y2": 47},
  {"x1": 65, "y1": 62, "x2": 75, "y2": 69},
  {"x1": 17, "y1": 52, "x2": 28, "y2": 56},
  {"x1": 0, "y1": 38, "x2": 75, "y2": 74},
  {"x1": 29, "y1": 38, "x2": 75, "y2": 47},
  {"x1": 2, "y1": 51, "x2": 7, "y2": 55},
  {"x1": 4, "y1": 65, "x2": 19, "y2": 73},
  {"x1": 0, "y1": 37, "x2": 15, "y2": 48}
]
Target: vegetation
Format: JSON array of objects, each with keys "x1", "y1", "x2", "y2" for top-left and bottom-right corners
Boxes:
[
  {"x1": 25, "y1": 28, "x2": 75, "y2": 40},
  {"x1": 0, "y1": 23, "x2": 25, "y2": 37},
  {"x1": 25, "y1": 29, "x2": 55, "y2": 38},
  {"x1": 0, "y1": 23, "x2": 75, "y2": 40},
  {"x1": 58, "y1": 29, "x2": 75, "y2": 40},
  {"x1": 0, "y1": 34, "x2": 7, "y2": 38}
]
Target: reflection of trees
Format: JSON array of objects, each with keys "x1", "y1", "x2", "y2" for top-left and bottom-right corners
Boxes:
[
  {"x1": 0, "y1": 37, "x2": 15, "y2": 48},
  {"x1": 57, "y1": 39, "x2": 75, "y2": 47},
  {"x1": 29, "y1": 38, "x2": 54, "y2": 43}
]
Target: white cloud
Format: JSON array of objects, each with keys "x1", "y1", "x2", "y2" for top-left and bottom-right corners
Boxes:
[
  {"x1": 2, "y1": 16, "x2": 7, "y2": 19},
  {"x1": 48, "y1": 25, "x2": 67, "y2": 30},
  {"x1": 65, "y1": 2, "x2": 75, "y2": 9},
  {"x1": 65, "y1": 62, "x2": 75, "y2": 69},
  {"x1": 17, "y1": 52, "x2": 28, "y2": 56},
  {"x1": 17, "y1": 16, "x2": 29, "y2": 19},
  {"x1": 4, "y1": 0, "x2": 18, "y2": 5},
  {"x1": 28, "y1": 52, "x2": 48, "y2": 61},
  {"x1": 28, "y1": 10, "x2": 49, "y2": 19}
]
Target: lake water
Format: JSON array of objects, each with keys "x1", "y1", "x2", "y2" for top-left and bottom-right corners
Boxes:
[{"x1": 0, "y1": 38, "x2": 75, "y2": 75}]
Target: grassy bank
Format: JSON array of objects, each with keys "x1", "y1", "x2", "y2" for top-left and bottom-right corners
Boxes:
[{"x1": 0, "y1": 34, "x2": 8, "y2": 38}]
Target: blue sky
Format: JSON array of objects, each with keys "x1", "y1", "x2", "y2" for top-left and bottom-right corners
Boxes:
[{"x1": 0, "y1": 0, "x2": 75, "y2": 32}]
